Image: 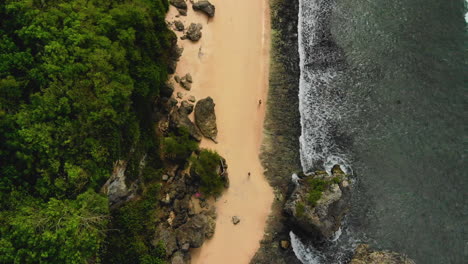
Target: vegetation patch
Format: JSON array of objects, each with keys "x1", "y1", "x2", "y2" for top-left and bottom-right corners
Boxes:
[{"x1": 191, "y1": 149, "x2": 225, "y2": 197}]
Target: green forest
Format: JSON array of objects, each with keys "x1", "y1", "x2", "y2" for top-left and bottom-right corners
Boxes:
[{"x1": 0, "y1": 0, "x2": 209, "y2": 263}]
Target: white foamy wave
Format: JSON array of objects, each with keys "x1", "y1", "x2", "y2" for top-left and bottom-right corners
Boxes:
[
  {"x1": 298, "y1": 0, "x2": 349, "y2": 174},
  {"x1": 290, "y1": 231, "x2": 324, "y2": 264},
  {"x1": 324, "y1": 156, "x2": 353, "y2": 176}
]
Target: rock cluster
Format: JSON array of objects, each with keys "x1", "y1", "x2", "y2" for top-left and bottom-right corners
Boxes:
[
  {"x1": 194, "y1": 97, "x2": 218, "y2": 142},
  {"x1": 350, "y1": 244, "x2": 416, "y2": 264},
  {"x1": 284, "y1": 166, "x2": 350, "y2": 240},
  {"x1": 192, "y1": 1, "x2": 215, "y2": 17},
  {"x1": 152, "y1": 169, "x2": 219, "y2": 264},
  {"x1": 170, "y1": 0, "x2": 188, "y2": 16}
]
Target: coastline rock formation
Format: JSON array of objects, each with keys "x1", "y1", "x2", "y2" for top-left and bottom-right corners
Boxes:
[
  {"x1": 284, "y1": 166, "x2": 350, "y2": 240},
  {"x1": 350, "y1": 244, "x2": 416, "y2": 264},
  {"x1": 192, "y1": 1, "x2": 215, "y2": 17},
  {"x1": 194, "y1": 97, "x2": 218, "y2": 142},
  {"x1": 170, "y1": 103, "x2": 202, "y2": 141}
]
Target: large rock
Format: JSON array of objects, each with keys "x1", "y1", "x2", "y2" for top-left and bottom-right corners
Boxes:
[
  {"x1": 174, "y1": 20, "x2": 184, "y2": 31},
  {"x1": 170, "y1": 105, "x2": 202, "y2": 141},
  {"x1": 284, "y1": 167, "x2": 351, "y2": 240},
  {"x1": 192, "y1": 1, "x2": 215, "y2": 17},
  {"x1": 194, "y1": 97, "x2": 218, "y2": 142},
  {"x1": 170, "y1": 0, "x2": 187, "y2": 10},
  {"x1": 176, "y1": 214, "x2": 209, "y2": 248},
  {"x1": 102, "y1": 160, "x2": 137, "y2": 208},
  {"x1": 153, "y1": 225, "x2": 178, "y2": 256},
  {"x1": 350, "y1": 244, "x2": 416, "y2": 264},
  {"x1": 184, "y1": 23, "x2": 203, "y2": 41}
]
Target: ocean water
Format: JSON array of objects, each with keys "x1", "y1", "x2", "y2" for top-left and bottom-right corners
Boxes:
[{"x1": 296, "y1": 0, "x2": 467, "y2": 263}]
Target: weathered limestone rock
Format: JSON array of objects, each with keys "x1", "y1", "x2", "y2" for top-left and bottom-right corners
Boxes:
[
  {"x1": 180, "y1": 79, "x2": 192, "y2": 90},
  {"x1": 102, "y1": 161, "x2": 137, "y2": 208},
  {"x1": 184, "y1": 73, "x2": 193, "y2": 83},
  {"x1": 174, "y1": 20, "x2": 184, "y2": 31},
  {"x1": 184, "y1": 23, "x2": 202, "y2": 41},
  {"x1": 194, "y1": 97, "x2": 218, "y2": 142},
  {"x1": 176, "y1": 214, "x2": 209, "y2": 248},
  {"x1": 232, "y1": 216, "x2": 240, "y2": 225},
  {"x1": 192, "y1": 1, "x2": 215, "y2": 17},
  {"x1": 284, "y1": 167, "x2": 351, "y2": 240},
  {"x1": 350, "y1": 244, "x2": 416, "y2": 264},
  {"x1": 170, "y1": 0, "x2": 187, "y2": 10},
  {"x1": 170, "y1": 105, "x2": 202, "y2": 141},
  {"x1": 180, "y1": 100, "x2": 194, "y2": 115}
]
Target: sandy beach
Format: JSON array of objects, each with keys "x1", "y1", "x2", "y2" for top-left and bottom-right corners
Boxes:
[{"x1": 166, "y1": 0, "x2": 273, "y2": 263}]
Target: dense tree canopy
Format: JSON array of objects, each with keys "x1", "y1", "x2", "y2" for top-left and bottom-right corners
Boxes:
[{"x1": 0, "y1": 0, "x2": 174, "y2": 262}]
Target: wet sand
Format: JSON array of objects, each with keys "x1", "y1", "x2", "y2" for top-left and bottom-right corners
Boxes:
[{"x1": 166, "y1": 0, "x2": 273, "y2": 263}]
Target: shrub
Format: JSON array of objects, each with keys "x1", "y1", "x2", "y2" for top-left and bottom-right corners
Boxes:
[
  {"x1": 306, "y1": 178, "x2": 330, "y2": 206},
  {"x1": 162, "y1": 128, "x2": 199, "y2": 163},
  {"x1": 191, "y1": 149, "x2": 225, "y2": 197}
]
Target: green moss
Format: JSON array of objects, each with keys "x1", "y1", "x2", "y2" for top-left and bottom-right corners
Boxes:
[
  {"x1": 306, "y1": 178, "x2": 330, "y2": 206},
  {"x1": 296, "y1": 202, "x2": 305, "y2": 218},
  {"x1": 331, "y1": 176, "x2": 342, "y2": 185}
]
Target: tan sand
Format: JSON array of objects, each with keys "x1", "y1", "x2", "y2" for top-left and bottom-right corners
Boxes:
[{"x1": 166, "y1": 0, "x2": 273, "y2": 263}]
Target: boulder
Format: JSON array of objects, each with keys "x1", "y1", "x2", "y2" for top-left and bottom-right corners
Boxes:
[
  {"x1": 350, "y1": 244, "x2": 415, "y2": 264},
  {"x1": 171, "y1": 251, "x2": 185, "y2": 264},
  {"x1": 177, "y1": 92, "x2": 183, "y2": 99},
  {"x1": 153, "y1": 225, "x2": 178, "y2": 256},
  {"x1": 177, "y1": 8, "x2": 187, "y2": 16},
  {"x1": 188, "y1": 95, "x2": 196, "y2": 103},
  {"x1": 185, "y1": 23, "x2": 203, "y2": 41},
  {"x1": 180, "y1": 101, "x2": 194, "y2": 115},
  {"x1": 180, "y1": 79, "x2": 192, "y2": 90},
  {"x1": 283, "y1": 167, "x2": 351, "y2": 240},
  {"x1": 170, "y1": 0, "x2": 187, "y2": 10},
  {"x1": 176, "y1": 214, "x2": 209, "y2": 248},
  {"x1": 174, "y1": 20, "x2": 184, "y2": 31},
  {"x1": 184, "y1": 73, "x2": 193, "y2": 83},
  {"x1": 204, "y1": 213, "x2": 216, "y2": 238},
  {"x1": 232, "y1": 216, "x2": 240, "y2": 225},
  {"x1": 192, "y1": 1, "x2": 215, "y2": 17},
  {"x1": 174, "y1": 75, "x2": 181, "y2": 83},
  {"x1": 170, "y1": 105, "x2": 202, "y2": 141},
  {"x1": 194, "y1": 97, "x2": 218, "y2": 142}
]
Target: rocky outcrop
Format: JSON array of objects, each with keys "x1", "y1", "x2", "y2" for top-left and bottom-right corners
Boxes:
[
  {"x1": 284, "y1": 166, "x2": 351, "y2": 240},
  {"x1": 170, "y1": 0, "x2": 187, "y2": 10},
  {"x1": 350, "y1": 244, "x2": 416, "y2": 264},
  {"x1": 170, "y1": 103, "x2": 202, "y2": 141},
  {"x1": 192, "y1": 1, "x2": 215, "y2": 17},
  {"x1": 194, "y1": 97, "x2": 218, "y2": 142},
  {"x1": 102, "y1": 160, "x2": 137, "y2": 208},
  {"x1": 183, "y1": 23, "x2": 203, "y2": 41}
]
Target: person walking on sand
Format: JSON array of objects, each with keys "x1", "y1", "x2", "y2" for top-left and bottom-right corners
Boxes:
[
  {"x1": 258, "y1": 99, "x2": 262, "y2": 106},
  {"x1": 248, "y1": 172, "x2": 251, "y2": 179}
]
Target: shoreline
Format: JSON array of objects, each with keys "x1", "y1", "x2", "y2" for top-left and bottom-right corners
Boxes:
[{"x1": 166, "y1": 0, "x2": 274, "y2": 263}]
